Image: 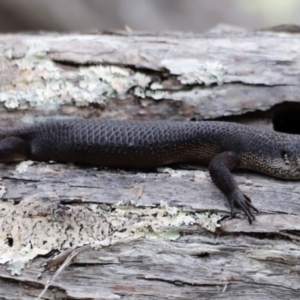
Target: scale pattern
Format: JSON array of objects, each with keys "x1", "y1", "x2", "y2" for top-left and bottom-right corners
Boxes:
[{"x1": 1, "y1": 119, "x2": 300, "y2": 178}]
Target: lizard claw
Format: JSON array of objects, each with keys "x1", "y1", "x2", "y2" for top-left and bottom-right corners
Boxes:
[{"x1": 229, "y1": 191, "x2": 259, "y2": 224}]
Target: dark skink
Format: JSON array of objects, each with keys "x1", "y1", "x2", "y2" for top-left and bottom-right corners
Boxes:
[{"x1": 1, "y1": 119, "x2": 300, "y2": 223}]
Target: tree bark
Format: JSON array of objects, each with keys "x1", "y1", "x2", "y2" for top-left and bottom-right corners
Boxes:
[{"x1": 0, "y1": 26, "x2": 300, "y2": 299}]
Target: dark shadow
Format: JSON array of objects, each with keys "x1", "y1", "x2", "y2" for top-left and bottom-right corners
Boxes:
[{"x1": 272, "y1": 102, "x2": 300, "y2": 134}]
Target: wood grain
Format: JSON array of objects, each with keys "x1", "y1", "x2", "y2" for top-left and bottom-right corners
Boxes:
[{"x1": 0, "y1": 26, "x2": 300, "y2": 299}]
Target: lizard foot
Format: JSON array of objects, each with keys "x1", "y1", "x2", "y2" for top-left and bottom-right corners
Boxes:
[{"x1": 229, "y1": 191, "x2": 259, "y2": 224}]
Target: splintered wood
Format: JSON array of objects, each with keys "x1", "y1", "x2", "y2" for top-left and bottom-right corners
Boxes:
[{"x1": 1, "y1": 27, "x2": 300, "y2": 299}]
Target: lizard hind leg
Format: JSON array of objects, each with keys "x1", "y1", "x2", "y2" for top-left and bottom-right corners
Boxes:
[
  {"x1": 0, "y1": 136, "x2": 31, "y2": 162},
  {"x1": 208, "y1": 151, "x2": 259, "y2": 224}
]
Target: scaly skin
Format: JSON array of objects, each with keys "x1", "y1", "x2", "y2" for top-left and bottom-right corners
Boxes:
[{"x1": 1, "y1": 119, "x2": 300, "y2": 223}]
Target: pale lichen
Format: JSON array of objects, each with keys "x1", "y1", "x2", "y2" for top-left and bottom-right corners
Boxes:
[
  {"x1": 178, "y1": 61, "x2": 226, "y2": 86},
  {"x1": 15, "y1": 160, "x2": 34, "y2": 173},
  {"x1": 0, "y1": 40, "x2": 152, "y2": 109},
  {"x1": 0, "y1": 195, "x2": 221, "y2": 275},
  {"x1": 160, "y1": 58, "x2": 226, "y2": 86}
]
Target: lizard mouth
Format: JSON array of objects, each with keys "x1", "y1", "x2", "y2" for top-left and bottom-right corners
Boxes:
[
  {"x1": 287, "y1": 166, "x2": 300, "y2": 179},
  {"x1": 270, "y1": 163, "x2": 300, "y2": 179}
]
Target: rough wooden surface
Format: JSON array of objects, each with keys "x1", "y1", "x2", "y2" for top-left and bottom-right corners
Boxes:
[
  {"x1": 0, "y1": 27, "x2": 300, "y2": 300},
  {"x1": 1, "y1": 164, "x2": 300, "y2": 299},
  {"x1": 0, "y1": 26, "x2": 300, "y2": 124}
]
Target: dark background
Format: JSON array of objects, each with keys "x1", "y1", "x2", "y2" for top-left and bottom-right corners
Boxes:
[{"x1": 1, "y1": 0, "x2": 299, "y2": 33}]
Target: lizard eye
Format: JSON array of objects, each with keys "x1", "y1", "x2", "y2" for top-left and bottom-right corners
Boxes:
[{"x1": 281, "y1": 151, "x2": 290, "y2": 165}]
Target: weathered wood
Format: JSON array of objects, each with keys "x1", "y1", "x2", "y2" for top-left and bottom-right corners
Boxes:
[
  {"x1": 1, "y1": 27, "x2": 300, "y2": 299},
  {"x1": 0, "y1": 27, "x2": 300, "y2": 123},
  {"x1": 1, "y1": 163, "x2": 300, "y2": 299}
]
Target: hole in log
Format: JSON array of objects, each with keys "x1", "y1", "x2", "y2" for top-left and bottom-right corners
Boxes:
[{"x1": 272, "y1": 102, "x2": 300, "y2": 134}]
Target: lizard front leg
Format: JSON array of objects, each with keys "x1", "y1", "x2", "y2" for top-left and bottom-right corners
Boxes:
[{"x1": 209, "y1": 151, "x2": 258, "y2": 223}]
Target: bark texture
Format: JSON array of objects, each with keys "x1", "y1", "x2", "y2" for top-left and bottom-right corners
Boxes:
[{"x1": 0, "y1": 26, "x2": 300, "y2": 299}]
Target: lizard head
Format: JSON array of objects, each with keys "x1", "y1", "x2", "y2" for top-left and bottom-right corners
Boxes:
[{"x1": 275, "y1": 141, "x2": 300, "y2": 179}]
